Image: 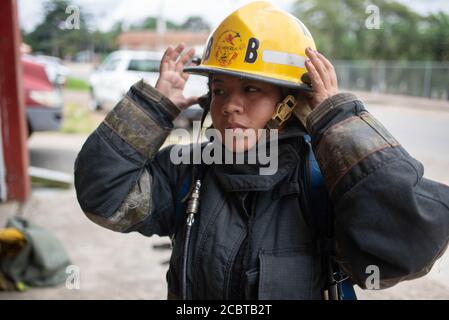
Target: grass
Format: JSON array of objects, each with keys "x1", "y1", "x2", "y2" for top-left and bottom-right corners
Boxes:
[
  {"x1": 65, "y1": 77, "x2": 90, "y2": 91},
  {"x1": 60, "y1": 102, "x2": 98, "y2": 134}
]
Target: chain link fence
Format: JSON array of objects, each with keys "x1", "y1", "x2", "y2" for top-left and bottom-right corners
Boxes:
[{"x1": 334, "y1": 61, "x2": 449, "y2": 100}]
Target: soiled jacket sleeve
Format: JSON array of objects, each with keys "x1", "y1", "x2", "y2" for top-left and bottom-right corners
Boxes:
[
  {"x1": 307, "y1": 93, "x2": 449, "y2": 289},
  {"x1": 74, "y1": 80, "x2": 185, "y2": 237}
]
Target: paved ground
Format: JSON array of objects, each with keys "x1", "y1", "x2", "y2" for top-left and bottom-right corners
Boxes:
[{"x1": 1, "y1": 89, "x2": 449, "y2": 300}]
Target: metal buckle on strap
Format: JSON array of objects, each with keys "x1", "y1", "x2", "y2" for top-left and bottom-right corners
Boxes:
[
  {"x1": 331, "y1": 270, "x2": 350, "y2": 284},
  {"x1": 271, "y1": 95, "x2": 297, "y2": 127}
]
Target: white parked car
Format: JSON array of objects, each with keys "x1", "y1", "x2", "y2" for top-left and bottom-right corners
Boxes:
[{"x1": 89, "y1": 50, "x2": 208, "y2": 127}]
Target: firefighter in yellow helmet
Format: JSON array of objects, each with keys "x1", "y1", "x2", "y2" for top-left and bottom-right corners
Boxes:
[
  {"x1": 157, "y1": 1, "x2": 338, "y2": 152},
  {"x1": 75, "y1": 1, "x2": 449, "y2": 300}
]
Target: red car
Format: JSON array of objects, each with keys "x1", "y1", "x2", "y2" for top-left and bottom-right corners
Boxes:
[{"x1": 22, "y1": 57, "x2": 64, "y2": 135}]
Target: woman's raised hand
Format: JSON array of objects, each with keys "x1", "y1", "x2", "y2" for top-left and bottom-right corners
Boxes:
[
  {"x1": 155, "y1": 43, "x2": 198, "y2": 110},
  {"x1": 304, "y1": 48, "x2": 339, "y2": 110}
]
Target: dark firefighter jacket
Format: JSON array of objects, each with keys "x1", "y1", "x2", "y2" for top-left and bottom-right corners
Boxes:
[{"x1": 74, "y1": 80, "x2": 449, "y2": 299}]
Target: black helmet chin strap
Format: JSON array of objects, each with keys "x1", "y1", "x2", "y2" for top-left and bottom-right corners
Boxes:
[{"x1": 197, "y1": 93, "x2": 211, "y2": 130}]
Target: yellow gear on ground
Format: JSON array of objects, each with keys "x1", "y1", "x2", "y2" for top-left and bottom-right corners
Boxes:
[
  {"x1": 0, "y1": 228, "x2": 26, "y2": 244},
  {"x1": 184, "y1": 1, "x2": 316, "y2": 90}
]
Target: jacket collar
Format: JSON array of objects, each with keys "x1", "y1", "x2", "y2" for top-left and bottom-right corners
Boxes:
[{"x1": 212, "y1": 124, "x2": 306, "y2": 192}]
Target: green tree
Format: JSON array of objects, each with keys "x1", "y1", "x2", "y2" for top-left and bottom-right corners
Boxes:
[
  {"x1": 24, "y1": 0, "x2": 91, "y2": 58},
  {"x1": 90, "y1": 21, "x2": 123, "y2": 56},
  {"x1": 424, "y1": 12, "x2": 449, "y2": 61},
  {"x1": 292, "y1": 0, "x2": 447, "y2": 61},
  {"x1": 130, "y1": 15, "x2": 210, "y2": 32},
  {"x1": 181, "y1": 16, "x2": 211, "y2": 32}
]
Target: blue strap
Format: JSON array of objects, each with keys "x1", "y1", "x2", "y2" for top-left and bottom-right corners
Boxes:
[
  {"x1": 340, "y1": 277, "x2": 358, "y2": 300},
  {"x1": 303, "y1": 135, "x2": 357, "y2": 300},
  {"x1": 303, "y1": 135, "x2": 330, "y2": 237}
]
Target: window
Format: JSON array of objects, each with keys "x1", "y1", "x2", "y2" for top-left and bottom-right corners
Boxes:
[
  {"x1": 127, "y1": 59, "x2": 160, "y2": 73},
  {"x1": 102, "y1": 58, "x2": 121, "y2": 71}
]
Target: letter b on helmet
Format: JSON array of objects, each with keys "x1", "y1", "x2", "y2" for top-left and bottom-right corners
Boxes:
[{"x1": 245, "y1": 38, "x2": 259, "y2": 63}]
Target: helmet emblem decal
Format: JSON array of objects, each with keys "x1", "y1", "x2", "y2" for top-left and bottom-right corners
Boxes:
[{"x1": 215, "y1": 30, "x2": 245, "y2": 67}]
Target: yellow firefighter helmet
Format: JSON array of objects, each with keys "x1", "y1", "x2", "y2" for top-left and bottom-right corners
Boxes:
[{"x1": 184, "y1": 1, "x2": 316, "y2": 90}]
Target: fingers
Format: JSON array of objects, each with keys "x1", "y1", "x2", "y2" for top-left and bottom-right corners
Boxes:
[
  {"x1": 161, "y1": 44, "x2": 195, "y2": 78},
  {"x1": 316, "y1": 51, "x2": 338, "y2": 88},
  {"x1": 304, "y1": 48, "x2": 339, "y2": 109},
  {"x1": 178, "y1": 48, "x2": 196, "y2": 82},
  {"x1": 305, "y1": 58, "x2": 326, "y2": 93},
  {"x1": 306, "y1": 47, "x2": 331, "y2": 90},
  {"x1": 160, "y1": 47, "x2": 173, "y2": 73},
  {"x1": 176, "y1": 47, "x2": 195, "y2": 75},
  {"x1": 170, "y1": 43, "x2": 185, "y2": 63},
  {"x1": 160, "y1": 44, "x2": 185, "y2": 72}
]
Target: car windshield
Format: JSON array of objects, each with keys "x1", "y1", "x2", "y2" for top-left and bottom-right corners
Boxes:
[
  {"x1": 102, "y1": 58, "x2": 121, "y2": 71},
  {"x1": 127, "y1": 59, "x2": 160, "y2": 73}
]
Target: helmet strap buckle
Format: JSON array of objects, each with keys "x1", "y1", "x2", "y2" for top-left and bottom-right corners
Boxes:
[{"x1": 271, "y1": 95, "x2": 297, "y2": 127}]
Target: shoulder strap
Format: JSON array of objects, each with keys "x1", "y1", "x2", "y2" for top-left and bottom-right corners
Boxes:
[{"x1": 303, "y1": 135, "x2": 332, "y2": 240}]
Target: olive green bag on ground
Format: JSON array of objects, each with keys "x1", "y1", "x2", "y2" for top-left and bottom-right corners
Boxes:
[{"x1": 0, "y1": 216, "x2": 71, "y2": 290}]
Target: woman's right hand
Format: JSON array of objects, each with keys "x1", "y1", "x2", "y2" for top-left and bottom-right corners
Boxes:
[{"x1": 155, "y1": 43, "x2": 198, "y2": 110}]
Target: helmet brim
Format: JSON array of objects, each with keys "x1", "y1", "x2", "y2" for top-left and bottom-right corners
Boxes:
[{"x1": 184, "y1": 65, "x2": 313, "y2": 92}]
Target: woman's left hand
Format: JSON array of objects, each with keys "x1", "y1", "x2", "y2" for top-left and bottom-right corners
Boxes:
[{"x1": 304, "y1": 47, "x2": 339, "y2": 110}]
